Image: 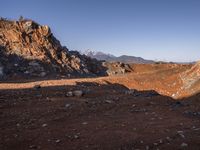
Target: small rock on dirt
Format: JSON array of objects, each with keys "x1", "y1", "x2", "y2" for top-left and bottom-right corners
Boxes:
[
  {"x1": 42, "y1": 123, "x2": 47, "y2": 127},
  {"x1": 181, "y1": 143, "x2": 188, "y2": 147},
  {"x1": 82, "y1": 122, "x2": 88, "y2": 125},
  {"x1": 105, "y1": 100, "x2": 114, "y2": 104},
  {"x1": 66, "y1": 91, "x2": 73, "y2": 97},
  {"x1": 55, "y1": 139, "x2": 61, "y2": 143},
  {"x1": 74, "y1": 135, "x2": 79, "y2": 139},
  {"x1": 73, "y1": 90, "x2": 84, "y2": 97},
  {"x1": 65, "y1": 104, "x2": 71, "y2": 108}
]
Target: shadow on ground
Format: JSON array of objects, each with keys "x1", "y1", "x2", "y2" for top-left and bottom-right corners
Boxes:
[{"x1": 0, "y1": 82, "x2": 200, "y2": 150}]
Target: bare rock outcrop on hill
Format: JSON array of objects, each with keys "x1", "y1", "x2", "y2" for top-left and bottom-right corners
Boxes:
[
  {"x1": 0, "y1": 18, "x2": 107, "y2": 79},
  {"x1": 102, "y1": 61, "x2": 132, "y2": 75}
]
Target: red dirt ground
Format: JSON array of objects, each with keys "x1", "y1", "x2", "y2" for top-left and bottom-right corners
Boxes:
[{"x1": 1, "y1": 64, "x2": 200, "y2": 150}]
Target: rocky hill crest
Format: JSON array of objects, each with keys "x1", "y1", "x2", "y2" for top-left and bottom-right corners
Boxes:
[{"x1": 0, "y1": 18, "x2": 107, "y2": 79}]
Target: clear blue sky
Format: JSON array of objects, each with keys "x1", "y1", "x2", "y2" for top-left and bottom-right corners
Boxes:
[{"x1": 1, "y1": 0, "x2": 200, "y2": 62}]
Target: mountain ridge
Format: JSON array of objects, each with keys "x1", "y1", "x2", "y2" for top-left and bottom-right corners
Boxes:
[{"x1": 82, "y1": 50, "x2": 154, "y2": 64}]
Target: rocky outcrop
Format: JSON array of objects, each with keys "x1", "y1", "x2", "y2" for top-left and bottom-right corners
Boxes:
[
  {"x1": 102, "y1": 61, "x2": 132, "y2": 75},
  {"x1": 0, "y1": 18, "x2": 106, "y2": 79},
  {"x1": 180, "y1": 61, "x2": 200, "y2": 89},
  {"x1": 173, "y1": 61, "x2": 200, "y2": 98}
]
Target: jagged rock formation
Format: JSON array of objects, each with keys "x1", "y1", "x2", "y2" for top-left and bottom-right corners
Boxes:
[
  {"x1": 0, "y1": 18, "x2": 106, "y2": 79},
  {"x1": 102, "y1": 61, "x2": 132, "y2": 75}
]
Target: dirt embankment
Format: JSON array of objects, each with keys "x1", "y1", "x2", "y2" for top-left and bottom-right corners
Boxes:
[{"x1": 0, "y1": 63, "x2": 194, "y2": 99}]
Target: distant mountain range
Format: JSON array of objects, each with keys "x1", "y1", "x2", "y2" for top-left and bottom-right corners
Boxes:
[{"x1": 81, "y1": 50, "x2": 154, "y2": 64}]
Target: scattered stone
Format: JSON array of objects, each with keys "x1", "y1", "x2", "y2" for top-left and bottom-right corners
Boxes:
[
  {"x1": 132, "y1": 104, "x2": 136, "y2": 107},
  {"x1": 159, "y1": 139, "x2": 163, "y2": 144},
  {"x1": 55, "y1": 139, "x2": 61, "y2": 143},
  {"x1": 65, "y1": 104, "x2": 71, "y2": 108},
  {"x1": 177, "y1": 131, "x2": 184, "y2": 134},
  {"x1": 73, "y1": 90, "x2": 84, "y2": 97},
  {"x1": 105, "y1": 100, "x2": 114, "y2": 104},
  {"x1": 24, "y1": 70, "x2": 30, "y2": 74},
  {"x1": 181, "y1": 143, "x2": 188, "y2": 147},
  {"x1": 82, "y1": 122, "x2": 88, "y2": 125},
  {"x1": 193, "y1": 128, "x2": 200, "y2": 131},
  {"x1": 177, "y1": 131, "x2": 185, "y2": 138},
  {"x1": 42, "y1": 124, "x2": 47, "y2": 127},
  {"x1": 66, "y1": 91, "x2": 73, "y2": 97},
  {"x1": 74, "y1": 135, "x2": 79, "y2": 139}
]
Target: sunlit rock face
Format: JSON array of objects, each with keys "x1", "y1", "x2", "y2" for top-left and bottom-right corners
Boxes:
[
  {"x1": 0, "y1": 18, "x2": 106, "y2": 78},
  {"x1": 173, "y1": 61, "x2": 200, "y2": 98},
  {"x1": 180, "y1": 61, "x2": 200, "y2": 89}
]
